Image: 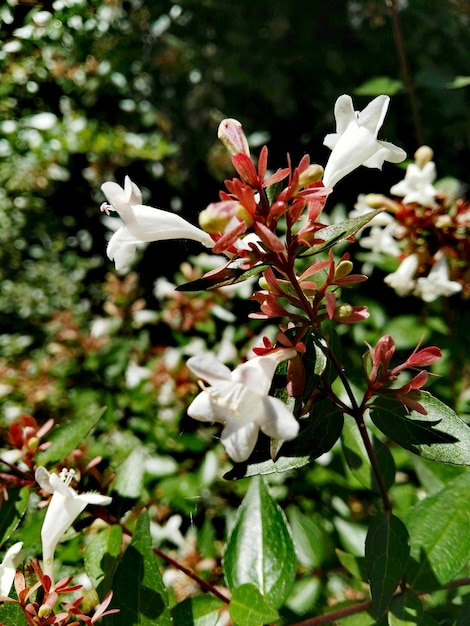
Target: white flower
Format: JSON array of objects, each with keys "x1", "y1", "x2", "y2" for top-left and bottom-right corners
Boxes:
[
  {"x1": 384, "y1": 254, "x2": 419, "y2": 296},
  {"x1": 100, "y1": 176, "x2": 214, "y2": 271},
  {"x1": 414, "y1": 255, "x2": 462, "y2": 302},
  {"x1": 390, "y1": 161, "x2": 438, "y2": 207},
  {"x1": 359, "y1": 223, "x2": 401, "y2": 256},
  {"x1": 186, "y1": 349, "x2": 299, "y2": 462},
  {"x1": 350, "y1": 194, "x2": 395, "y2": 228},
  {"x1": 35, "y1": 466, "x2": 112, "y2": 582},
  {"x1": 0, "y1": 542, "x2": 24, "y2": 597},
  {"x1": 323, "y1": 94, "x2": 406, "y2": 188}
]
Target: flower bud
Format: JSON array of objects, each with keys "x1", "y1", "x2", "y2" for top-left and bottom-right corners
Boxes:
[
  {"x1": 297, "y1": 164, "x2": 324, "y2": 189},
  {"x1": 333, "y1": 260, "x2": 353, "y2": 281},
  {"x1": 218, "y1": 118, "x2": 250, "y2": 157},
  {"x1": 414, "y1": 145, "x2": 434, "y2": 169},
  {"x1": 38, "y1": 605, "x2": 54, "y2": 619},
  {"x1": 199, "y1": 201, "x2": 244, "y2": 233}
]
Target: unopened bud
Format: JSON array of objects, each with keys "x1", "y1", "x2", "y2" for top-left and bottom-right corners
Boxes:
[
  {"x1": 364, "y1": 193, "x2": 401, "y2": 213},
  {"x1": 434, "y1": 214, "x2": 452, "y2": 229},
  {"x1": 199, "y1": 201, "x2": 243, "y2": 233},
  {"x1": 333, "y1": 260, "x2": 353, "y2": 281},
  {"x1": 27, "y1": 436, "x2": 40, "y2": 451},
  {"x1": 38, "y1": 605, "x2": 53, "y2": 619},
  {"x1": 258, "y1": 276, "x2": 269, "y2": 290},
  {"x1": 218, "y1": 118, "x2": 250, "y2": 157},
  {"x1": 298, "y1": 164, "x2": 324, "y2": 189},
  {"x1": 414, "y1": 145, "x2": 434, "y2": 169},
  {"x1": 335, "y1": 303, "x2": 353, "y2": 320}
]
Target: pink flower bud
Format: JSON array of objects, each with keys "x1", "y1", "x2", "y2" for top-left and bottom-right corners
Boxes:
[{"x1": 218, "y1": 118, "x2": 250, "y2": 157}]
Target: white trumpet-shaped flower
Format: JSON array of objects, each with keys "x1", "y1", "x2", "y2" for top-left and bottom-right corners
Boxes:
[
  {"x1": 414, "y1": 254, "x2": 462, "y2": 302},
  {"x1": 323, "y1": 94, "x2": 406, "y2": 188},
  {"x1": 186, "y1": 349, "x2": 299, "y2": 463},
  {"x1": 384, "y1": 254, "x2": 419, "y2": 296},
  {"x1": 390, "y1": 161, "x2": 438, "y2": 208},
  {"x1": 35, "y1": 466, "x2": 112, "y2": 582},
  {"x1": 100, "y1": 176, "x2": 214, "y2": 271},
  {"x1": 0, "y1": 542, "x2": 24, "y2": 597}
]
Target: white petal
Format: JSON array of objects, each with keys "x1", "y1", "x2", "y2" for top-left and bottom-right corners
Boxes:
[
  {"x1": 123, "y1": 175, "x2": 142, "y2": 204},
  {"x1": 260, "y1": 396, "x2": 299, "y2": 440},
  {"x1": 0, "y1": 542, "x2": 24, "y2": 597},
  {"x1": 332, "y1": 94, "x2": 356, "y2": 135},
  {"x1": 186, "y1": 355, "x2": 232, "y2": 384},
  {"x1": 220, "y1": 420, "x2": 260, "y2": 462},
  {"x1": 187, "y1": 391, "x2": 219, "y2": 423},
  {"x1": 356, "y1": 95, "x2": 389, "y2": 134},
  {"x1": 232, "y1": 349, "x2": 296, "y2": 395}
]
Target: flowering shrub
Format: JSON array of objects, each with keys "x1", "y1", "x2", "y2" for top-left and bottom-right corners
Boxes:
[{"x1": 1, "y1": 92, "x2": 470, "y2": 626}]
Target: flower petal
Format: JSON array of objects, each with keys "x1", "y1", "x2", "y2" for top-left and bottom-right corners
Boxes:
[
  {"x1": 260, "y1": 396, "x2": 299, "y2": 441},
  {"x1": 186, "y1": 355, "x2": 232, "y2": 384},
  {"x1": 220, "y1": 420, "x2": 260, "y2": 462}
]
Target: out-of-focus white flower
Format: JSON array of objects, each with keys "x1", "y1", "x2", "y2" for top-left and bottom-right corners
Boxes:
[
  {"x1": 414, "y1": 255, "x2": 462, "y2": 302},
  {"x1": 100, "y1": 176, "x2": 214, "y2": 271},
  {"x1": 350, "y1": 194, "x2": 395, "y2": 228},
  {"x1": 390, "y1": 161, "x2": 438, "y2": 208},
  {"x1": 0, "y1": 542, "x2": 24, "y2": 597},
  {"x1": 125, "y1": 361, "x2": 151, "y2": 388},
  {"x1": 186, "y1": 349, "x2": 299, "y2": 462},
  {"x1": 359, "y1": 223, "x2": 401, "y2": 256},
  {"x1": 150, "y1": 515, "x2": 186, "y2": 549},
  {"x1": 35, "y1": 466, "x2": 112, "y2": 582},
  {"x1": 384, "y1": 254, "x2": 419, "y2": 296},
  {"x1": 323, "y1": 94, "x2": 406, "y2": 188}
]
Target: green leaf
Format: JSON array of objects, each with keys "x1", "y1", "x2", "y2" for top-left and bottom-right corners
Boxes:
[
  {"x1": 355, "y1": 76, "x2": 404, "y2": 96},
  {"x1": 224, "y1": 397, "x2": 343, "y2": 479},
  {"x1": 445, "y1": 75, "x2": 470, "y2": 89},
  {"x1": 0, "y1": 486, "x2": 29, "y2": 546},
  {"x1": 172, "y1": 595, "x2": 226, "y2": 626},
  {"x1": 36, "y1": 406, "x2": 106, "y2": 466},
  {"x1": 370, "y1": 392, "x2": 470, "y2": 465},
  {"x1": 404, "y1": 472, "x2": 470, "y2": 589},
  {"x1": 388, "y1": 592, "x2": 424, "y2": 625},
  {"x1": 108, "y1": 509, "x2": 171, "y2": 626},
  {"x1": 299, "y1": 210, "x2": 385, "y2": 257},
  {"x1": 223, "y1": 476, "x2": 296, "y2": 609},
  {"x1": 113, "y1": 445, "x2": 147, "y2": 499},
  {"x1": 365, "y1": 514, "x2": 410, "y2": 617},
  {"x1": 341, "y1": 417, "x2": 396, "y2": 492},
  {"x1": 0, "y1": 602, "x2": 27, "y2": 626},
  {"x1": 336, "y1": 549, "x2": 368, "y2": 582},
  {"x1": 287, "y1": 507, "x2": 326, "y2": 569},
  {"x1": 176, "y1": 262, "x2": 269, "y2": 291},
  {"x1": 229, "y1": 583, "x2": 279, "y2": 626},
  {"x1": 85, "y1": 524, "x2": 123, "y2": 594}
]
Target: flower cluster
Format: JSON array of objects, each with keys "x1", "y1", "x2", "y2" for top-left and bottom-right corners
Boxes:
[
  {"x1": 98, "y1": 94, "x2": 410, "y2": 463},
  {"x1": 353, "y1": 146, "x2": 470, "y2": 301}
]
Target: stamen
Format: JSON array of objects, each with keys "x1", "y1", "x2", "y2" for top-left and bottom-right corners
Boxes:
[{"x1": 59, "y1": 468, "x2": 76, "y2": 486}]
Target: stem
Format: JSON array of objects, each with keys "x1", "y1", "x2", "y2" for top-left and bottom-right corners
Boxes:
[{"x1": 386, "y1": 0, "x2": 423, "y2": 146}]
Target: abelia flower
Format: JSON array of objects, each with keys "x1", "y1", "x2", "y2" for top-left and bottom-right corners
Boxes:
[
  {"x1": 384, "y1": 253, "x2": 419, "y2": 296},
  {"x1": 35, "y1": 466, "x2": 112, "y2": 582},
  {"x1": 101, "y1": 176, "x2": 214, "y2": 271},
  {"x1": 414, "y1": 254, "x2": 462, "y2": 302},
  {"x1": 186, "y1": 349, "x2": 299, "y2": 462},
  {"x1": 0, "y1": 542, "x2": 24, "y2": 597},
  {"x1": 322, "y1": 94, "x2": 406, "y2": 188},
  {"x1": 390, "y1": 161, "x2": 438, "y2": 208}
]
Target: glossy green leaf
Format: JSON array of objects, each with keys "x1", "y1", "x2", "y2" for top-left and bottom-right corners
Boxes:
[
  {"x1": 287, "y1": 507, "x2": 326, "y2": 569},
  {"x1": 36, "y1": 406, "x2": 106, "y2": 466},
  {"x1": 300, "y1": 210, "x2": 385, "y2": 256},
  {"x1": 229, "y1": 583, "x2": 279, "y2": 626},
  {"x1": 172, "y1": 595, "x2": 226, "y2": 626},
  {"x1": 176, "y1": 262, "x2": 269, "y2": 291},
  {"x1": 341, "y1": 417, "x2": 395, "y2": 492},
  {"x1": 404, "y1": 472, "x2": 470, "y2": 589},
  {"x1": 365, "y1": 514, "x2": 410, "y2": 617},
  {"x1": 0, "y1": 602, "x2": 27, "y2": 626},
  {"x1": 108, "y1": 509, "x2": 171, "y2": 626},
  {"x1": 223, "y1": 476, "x2": 295, "y2": 609},
  {"x1": 224, "y1": 397, "x2": 343, "y2": 479},
  {"x1": 370, "y1": 393, "x2": 470, "y2": 465},
  {"x1": 114, "y1": 445, "x2": 147, "y2": 499},
  {"x1": 85, "y1": 523, "x2": 123, "y2": 594},
  {"x1": 0, "y1": 486, "x2": 29, "y2": 546}
]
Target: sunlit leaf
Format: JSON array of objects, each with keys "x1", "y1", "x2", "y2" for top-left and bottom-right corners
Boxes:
[
  {"x1": 224, "y1": 476, "x2": 296, "y2": 609},
  {"x1": 370, "y1": 393, "x2": 470, "y2": 465},
  {"x1": 355, "y1": 76, "x2": 404, "y2": 96},
  {"x1": 229, "y1": 584, "x2": 279, "y2": 626},
  {"x1": 172, "y1": 596, "x2": 226, "y2": 626}
]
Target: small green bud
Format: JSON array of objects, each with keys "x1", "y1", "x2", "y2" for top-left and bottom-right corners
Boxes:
[
  {"x1": 414, "y1": 145, "x2": 434, "y2": 169},
  {"x1": 333, "y1": 260, "x2": 353, "y2": 280},
  {"x1": 298, "y1": 164, "x2": 324, "y2": 188},
  {"x1": 38, "y1": 605, "x2": 53, "y2": 619}
]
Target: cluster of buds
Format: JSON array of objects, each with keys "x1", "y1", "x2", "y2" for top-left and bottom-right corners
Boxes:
[
  {"x1": 365, "y1": 334, "x2": 441, "y2": 414},
  {"x1": 354, "y1": 146, "x2": 470, "y2": 301}
]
